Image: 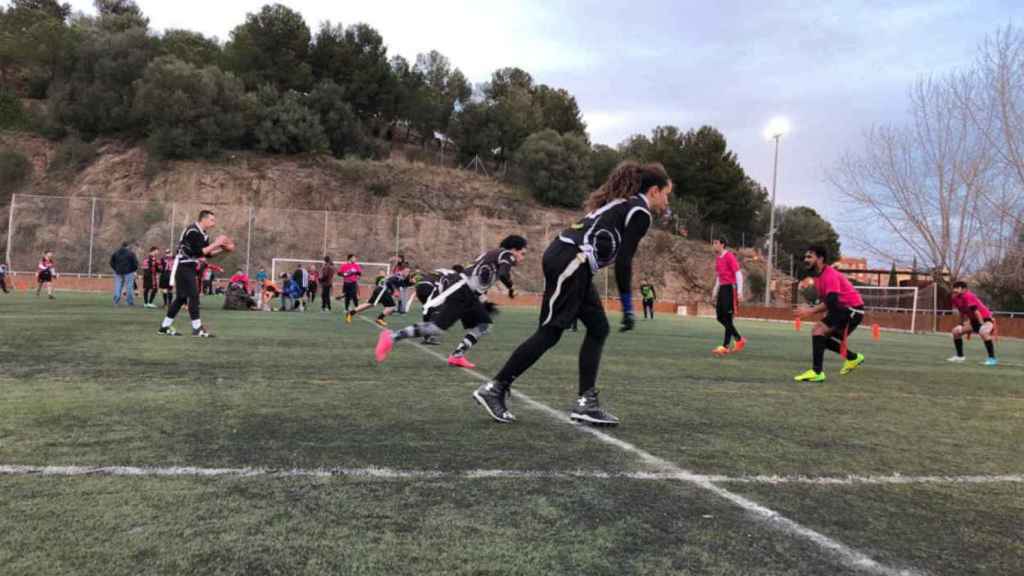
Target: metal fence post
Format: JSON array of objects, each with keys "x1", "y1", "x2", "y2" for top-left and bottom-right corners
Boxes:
[
  {"x1": 169, "y1": 202, "x2": 176, "y2": 250},
  {"x1": 246, "y1": 206, "x2": 254, "y2": 274},
  {"x1": 87, "y1": 197, "x2": 97, "y2": 276},
  {"x1": 322, "y1": 210, "x2": 328, "y2": 257},
  {"x1": 394, "y1": 214, "x2": 400, "y2": 259},
  {"x1": 6, "y1": 193, "x2": 15, "y2": 268}
]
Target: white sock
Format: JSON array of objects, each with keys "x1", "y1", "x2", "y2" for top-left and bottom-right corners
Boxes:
[
  {"x1": 161, "y1": 318, "x2": 173, "y2": 329},
  {"x1": 191, "y1": 319, "x2": 202, "y2": 330}
]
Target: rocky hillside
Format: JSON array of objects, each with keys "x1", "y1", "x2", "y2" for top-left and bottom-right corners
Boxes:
[{"x1": 1, "y1": 132, "x2": 787, "y2": 304}]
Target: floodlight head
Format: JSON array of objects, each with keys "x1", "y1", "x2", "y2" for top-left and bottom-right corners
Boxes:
[{"x1": 764, "y1": 116, "x2": 791, "y2": 140}]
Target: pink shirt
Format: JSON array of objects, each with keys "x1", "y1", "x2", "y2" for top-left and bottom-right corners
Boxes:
[
  {"x1": 715, "y1": 251, "x2": 740, "y2": 285},
  {"x1": 814, "y1": 266, "x2": 864, "y2": 309},
  {"x1": 339, "y1": 262, "x2": 362, "y2": 284},
  {"x1": 952, "y1": 291, "x2": 992, "y2": 320}
]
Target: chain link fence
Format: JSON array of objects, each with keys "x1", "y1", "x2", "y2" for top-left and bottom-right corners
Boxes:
[{"x1": 4, "y1": 194, "x2": 613, "y2": 297}]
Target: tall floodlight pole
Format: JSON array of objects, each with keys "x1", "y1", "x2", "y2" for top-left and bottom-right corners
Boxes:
[{"x1": 763, "y1": 116, "x2": 789, "y2": 306}]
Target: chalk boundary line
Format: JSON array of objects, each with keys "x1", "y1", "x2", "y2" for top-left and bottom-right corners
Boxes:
[
  {"x1": 359, "y1": 319, "x2": 922, "y2": 576},
  {"x1": 2, "y1": 465, "x2": 1021, "y2": 486}
]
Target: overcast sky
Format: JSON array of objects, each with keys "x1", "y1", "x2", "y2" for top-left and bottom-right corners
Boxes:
[{"x1": 61, "y1": 0, "x2": 1022, "y2": 251}]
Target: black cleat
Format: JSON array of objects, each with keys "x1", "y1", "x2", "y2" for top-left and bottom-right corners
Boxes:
[
  {"x1": 570, "y1": 390, "x2": 619, "y2": 426},
  {"x1": 192, "y1": 328, "x2": 215, "y2": 338},
  {"x1": 473, "y1": 381, "x2": 515, "y2": 423},
  {"x1": 157, "y1": 326, "x2": 181, "y2": 336}
]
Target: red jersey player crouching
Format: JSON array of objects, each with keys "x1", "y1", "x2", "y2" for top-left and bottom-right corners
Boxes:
[
  {"x1": 711, "y1": 237, "x2": 745, "y2": 356},
  {"x1": 948, "y1": 281, "x2": 998, "y2": 366},
  {"x1": 793, "y1": 245, "x2": 866, "y2": 382}
]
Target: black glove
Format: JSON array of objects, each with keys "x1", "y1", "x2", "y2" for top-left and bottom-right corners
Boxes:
[
  {"x1": 508, "y1": 287, "x2": 516, "y2": 299},
  {"x1": 619, "y1": 311, "x2": 636, "y2": 332}
]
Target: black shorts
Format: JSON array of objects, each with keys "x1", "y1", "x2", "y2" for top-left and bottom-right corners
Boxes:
[
  {"x1": 822, "y1": 306, "x2": 864, "y2": 335},
  {"x1": 159, "y1": 271, "x2": 172, "y2": 290},
  {"x1": 369, "y1": 285, "x2": 396, "y2": 308},
  {"x1": 343, "y1": 283, "x2": 359, "y2": 298},
  {"x1": 415, "y1": 282, "x2": 437, "y2": 305},
  {"x1": 38, "y1": 270, "x2": 52, "y2": 283},
  {"x1": 538, "y1": 241, "x2": 602, "y2": 330},
  {"x1": 143, "y1": 274, "x2": 155, "y2": 291},
  {"x1": 428, "y1": 284, "x2": 492, "y2": 331},
  {"x1": 174, "y1": 264, "x2": 200, "y2": 302},
  {"x1": 716, "y1": 284, "x2": 736, "y2": 316},
  {"x1": 970, "y1": 318, "x2": 994, "y2": 334}
]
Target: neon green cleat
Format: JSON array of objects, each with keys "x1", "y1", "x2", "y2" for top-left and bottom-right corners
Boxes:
[
  {"x1": 840, "y1": 353, "x2": 865, "y2": 375},
  {"x1": 794, "y1": 369, "x2": 826, "y2": 382}
]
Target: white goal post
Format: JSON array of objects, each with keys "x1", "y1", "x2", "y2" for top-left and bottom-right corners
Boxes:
[
  {"x1": 270, "y1": 259, "x2": 391, "y2": 284},
  {"x1": 857, "y1": 285, "x2": 938, "y2": 333}
]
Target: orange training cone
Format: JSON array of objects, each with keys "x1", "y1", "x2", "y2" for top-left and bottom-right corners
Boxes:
[
  {"x1": 795, "y1": 317, "x2": 802, "y2": 332},
  {"x1": 871, "y1": 323, "x2": 881, "y2": 341}
]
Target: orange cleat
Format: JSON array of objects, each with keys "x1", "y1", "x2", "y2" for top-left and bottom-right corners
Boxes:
[
  {"x1": 447, "y1": 355, "x2": 476, "y2": 369},
  {"x1": 375, "y1": 330, "x2": 394, "y2": 363},
  {"x1": 712, "y1": 346, "x2": 730, "y2": 357},
  {"x1": 731, "y1": 338, "x2": 746, "y2": 353}
]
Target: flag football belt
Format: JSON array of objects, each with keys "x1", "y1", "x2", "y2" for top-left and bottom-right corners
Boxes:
[{"x1": 558, "y1": 235, "x2": 600, "y2": 274}]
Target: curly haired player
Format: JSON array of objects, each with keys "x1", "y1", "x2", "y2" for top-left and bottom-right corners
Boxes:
[
  {"x1": 473, "y1": 162, "x2": 671, "y2": 426},
  {"x1": 158, "y1": 210, "x2": 233, "y2": 337}
]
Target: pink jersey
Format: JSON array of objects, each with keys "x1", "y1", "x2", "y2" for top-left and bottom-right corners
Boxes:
[
  {"x1": 339, "y1": 262, "x2": 362, "y2": 284},
  {"x1": 715, "y1": 251, "x2": 740, "y2": 285},
  {"x1": 952, "y1": 290, "x2": 992, "y2": 320},
  {"x1": 38, "y1": 257, "x2": 54, "y2": 272},
  {"x1": 814, "y1": 265, "x2": 863, "y2": 309}
]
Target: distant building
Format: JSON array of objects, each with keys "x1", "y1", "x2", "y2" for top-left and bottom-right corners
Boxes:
[{"x1": 837, "y1": 257, "x2": 873, "y2": 284}]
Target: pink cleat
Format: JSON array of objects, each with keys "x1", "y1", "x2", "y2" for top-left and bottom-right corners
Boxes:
[
  {"x1": 375, "y1": 330, "x2": 394, "y2": 363},
  {"x1": 447, "y1": 355, "x2": 476, "y2": 369}
]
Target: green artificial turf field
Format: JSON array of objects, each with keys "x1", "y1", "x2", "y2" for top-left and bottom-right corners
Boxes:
[{"x1": 1, "y1": 292, "x2": 1021, "y2": 575}]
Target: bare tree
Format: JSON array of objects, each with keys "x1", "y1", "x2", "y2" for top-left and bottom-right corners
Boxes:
[
  {"x1": 955, "y1": 24, "x2": 1024, "y2": 230},
  {"x1": 828, "y1": 76, "x2": 995, "y2": 281}
]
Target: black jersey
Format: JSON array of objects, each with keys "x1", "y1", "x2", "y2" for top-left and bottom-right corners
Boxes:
[
  {"x1": 176, "y1": 223, "x2": 209, "y2": 264},
  {"x1": 381, "y1": 273, "x2": 405, "y2": 293},
  {"x1": 464, "y1": 249, "x2": 517, "y2": 294},
  {"x1": 557, "y1": 194, "x2": 652, "y2": 294}
]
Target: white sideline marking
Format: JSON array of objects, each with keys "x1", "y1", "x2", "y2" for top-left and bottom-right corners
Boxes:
[
  {"x1": 2, "y1": 465, "x2": 1021, "y2": 487},
  {"x1": 363, "y1": 318, "x2": 923, "y2": 576}
]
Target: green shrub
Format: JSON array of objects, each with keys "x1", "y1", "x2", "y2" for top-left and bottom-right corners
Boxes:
[
  {"x1": 0, "y1": 149, "x2": 33, "y2": 202},
  {"x1": 49, "y1": 136, "x2": 98, "y2": 174},
  {"x1": 515, "y1": 129, "x2": 590, "y2": 208},
  {"x1": 367, "y1": 180, "x2": 390, "y2": 197},
  {"x1": 0, "y1": 91, "x2": 27, "y2": 130}
]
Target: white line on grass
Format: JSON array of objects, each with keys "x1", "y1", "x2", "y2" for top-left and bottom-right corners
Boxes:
[
  {"x1": 361, "y1": 317, "x2": 924, "y2": 576},
  {"x1": 2, "y1": 465, "x2": 1021, "y2": 487}
]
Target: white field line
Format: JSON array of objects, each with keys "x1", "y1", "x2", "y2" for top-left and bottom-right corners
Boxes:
[
  {"x1": 359, "y1": 318, "x2": 922, "y2": 576},
  {"x1": 2, "y1": 465, "x2": 1021, "y2": 487}
]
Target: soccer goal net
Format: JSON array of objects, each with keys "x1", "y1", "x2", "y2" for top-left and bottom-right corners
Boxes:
[
  {"x1": 270, "y1": 259, "x2": 391, "y2": 286},
  {"x1": 858, "y1": 284, "x2": 938, "y2": 333}
]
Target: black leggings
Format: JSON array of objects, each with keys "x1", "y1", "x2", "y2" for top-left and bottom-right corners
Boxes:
[
  {"x1": 343, "y1": 283, "x2": 359, "y2": 310},
  {"x1": 167, "y1": 266, "x2": 201, "y2": 322},
  {"x1": 643, "y1": 299, "x2": 654, "y2": 318},
  {"x1": 717, "y1": 285, "x2": 742, "y2": 346},
  {"x1": 321, "y1": 284, "x2": 332, "y2": 310},
  {"x1": 495, "y1": 303, "x2": 610, "y2": 396}
]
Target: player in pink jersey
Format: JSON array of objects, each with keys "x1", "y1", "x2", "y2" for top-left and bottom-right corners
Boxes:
[
  {"x1": 711, "y1": 238, "x2": 745, "y2": 355},
  {"x1": 794, "y1": 245, "x2": 866, "y2": 382},
  {"x1": 948, "y1": 281, "x2": 998, "y2": 366}
]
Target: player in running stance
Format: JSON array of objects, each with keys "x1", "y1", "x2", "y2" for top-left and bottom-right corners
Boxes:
[
  {"x1": 412, "y1": 266, "x2": 462, "y2": 345},
  {"x1": 473, "y1": 162, "x2": 671, "y2": 426},
  {"x1": 947, "y1": 281, "x2": 998, "y2": 366},
  {"x1": 711, "y1": 237, "x2": 745, "y2": 356},
  {"x1": 345, "y1": 267, "x2": 410, "y2": 327},
  {"x1": 374, "y1": 237, "x2": 527, "y2": 368},
  {"x1": 158, "y1": 210, "x2": 234, "y2": 337},
  {"x1": 794, "y1": 245, "x2": 866, "y2": 382}
]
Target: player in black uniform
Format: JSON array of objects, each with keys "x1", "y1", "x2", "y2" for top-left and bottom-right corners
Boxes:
[
  {"x1": 345, "y1": 267, "x2": 410, "y2": 327},
  {"x1": 158, "y1": 210, "x2": 233, "y2": 337},
  {"x1": 473, "y1": 162, "x2": 671, "y2": 425},
  {"x1": 412, "y1": 266, "x2": 461, "y2": 345},
  {"x1": 374, "y1": 237, "x2": 527, "y2": 368}
]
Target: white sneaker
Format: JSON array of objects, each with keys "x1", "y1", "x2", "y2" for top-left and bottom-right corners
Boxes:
[{"x1": 947, "y1": 355, "x2": 966, "y2": 363}]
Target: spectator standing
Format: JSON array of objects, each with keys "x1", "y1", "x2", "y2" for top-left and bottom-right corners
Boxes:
[
  {"x1": 159, "y1": 249, "x2": 175, "y2": 308},
  {"x1": 255, "y1": 266, "x2": 268, "y2": 298},
  {"x1": 110, "y1": 242, "x2": 139, "y2": 306},
  {"x1": 308, "y1": 264, "x2": 319, "y2": 306},
  {"x1": 320, "y1": 256, "x2": 335, "y2": 311},
  {"x1": 0, "y1": 262, "x2": 9, "y2": 293}
]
